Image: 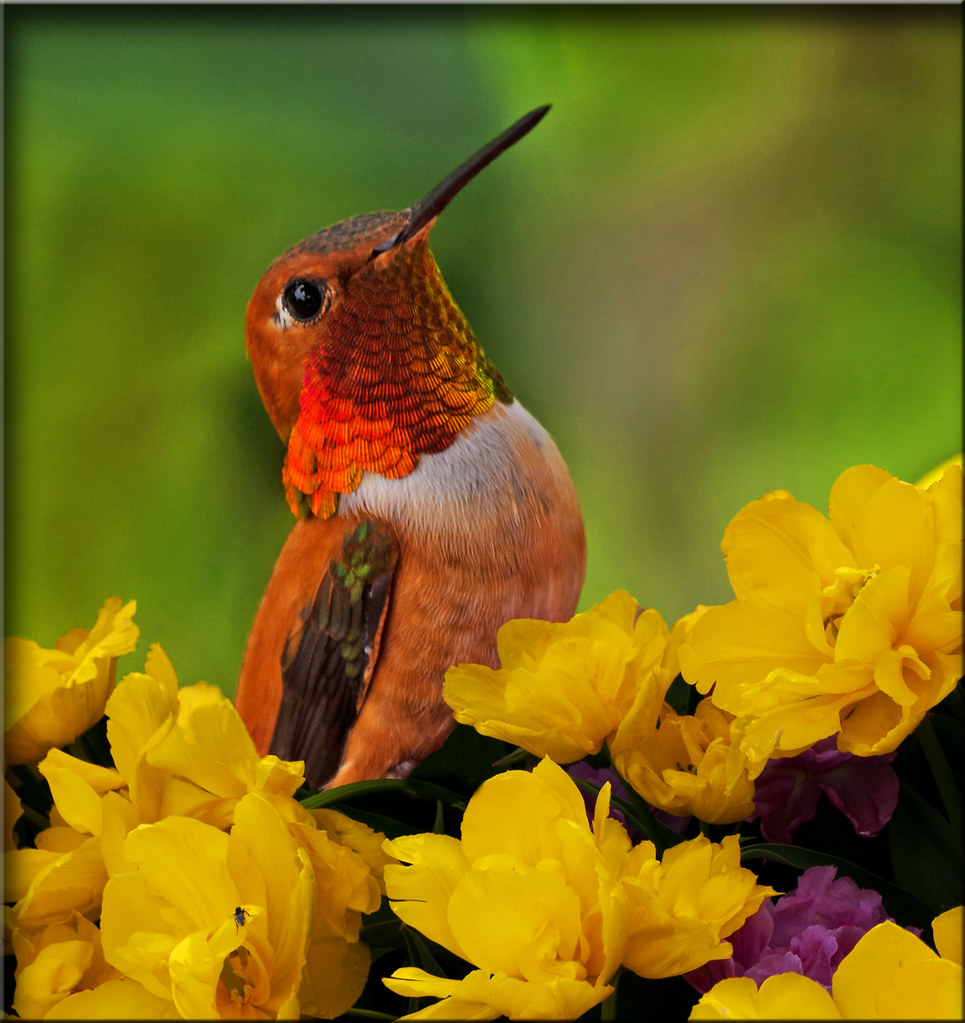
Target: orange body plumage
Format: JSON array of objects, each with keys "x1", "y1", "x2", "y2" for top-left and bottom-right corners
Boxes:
[{"x1": 234, "y1": 108, "x2": 586, "y2": 788}]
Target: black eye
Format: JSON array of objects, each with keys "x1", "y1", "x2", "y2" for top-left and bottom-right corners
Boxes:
[{"x1": 282, "y1": 278, "x2": 330, "y2": 322}]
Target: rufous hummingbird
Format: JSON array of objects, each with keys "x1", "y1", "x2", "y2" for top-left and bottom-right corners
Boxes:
[{"x1": 234, "y1": 106, "x2": 586, "y2": 789}]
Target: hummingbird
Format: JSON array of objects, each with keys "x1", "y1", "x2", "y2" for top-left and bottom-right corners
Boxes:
[{"x1": 234, "y1": 106, "x2": 586, "y2": 789}]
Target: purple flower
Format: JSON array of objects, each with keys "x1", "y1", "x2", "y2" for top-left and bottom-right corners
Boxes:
[
  {"x1": 684, "y1": 866, "x2": 899, "y2": 993},
  {"x1": 750, "y1": 736, "x2": 899, "y2": 844}
]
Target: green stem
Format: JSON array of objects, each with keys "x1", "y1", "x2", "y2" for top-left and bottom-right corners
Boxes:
[
  {"x1": 19, "y1": 803, "x2": 51, "y2": 834},
  {"x1": 917, "y1": 715, "x2": 963, "y2": 842},
  {"x1": 431, "y1": 799, "x2": 445, "y2": 835},
  {"x1": 600, "y1": 967, "x2": 621, "y2": 1021},
  {"x1": 490, "y1": 746, "x2": 533, "y2": 769}
]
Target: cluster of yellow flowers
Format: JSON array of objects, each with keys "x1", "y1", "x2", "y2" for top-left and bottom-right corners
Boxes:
[
  {"x1": 383, "y1": 757, "x2": 774, "y2": 1019},
  {"x1": 447, "y1": 461, "x2": 963, "y2": 802},
  {"x1": 4, "y1": 460, "x2": 962, "y2": 1020},
  {"x1": 680, "y1": 462, "x2": 962, "y2": 771},
  {"x1": 4, "y1": 602, "x2": 390, "y2": 1019}
]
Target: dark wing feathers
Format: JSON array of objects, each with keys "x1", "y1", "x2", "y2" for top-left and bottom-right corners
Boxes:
[{"x1": 268, "y1": 519, "x2": 396, "y2": 789}]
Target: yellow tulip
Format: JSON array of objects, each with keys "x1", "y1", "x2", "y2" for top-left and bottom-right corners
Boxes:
[
  {"x1": 620, "y1": 834, "x2": 776, "y2": 979},
  {"x1": 6, "y1": 828, "x2": 110, "y2": 994},
  {"x1": 8, "y1": 631, "x2": 384, "y2": 1019},
  {"x1": 383, "y1": 758, "x2": 627, "y2": 1019},
  {"x1": 383, "y1": 759, "x2": 775, "y2": 1018},
  {"x1": 679, "y1": 464, "x2": 962, "y2": 771},
  {"x1": 4, "y1": 598, "x2": 138, "y2": 765},
  {"x1": 74, "y1": 793, "x2": 335, "y2": 1019},
  {"x1": 105, "y1": 644, "x2": 305, "y2": 828},
  {"x1": 613, "y1": 697, "x2": 756, "y2": 825},
  {"x1": 444, "y1": 591, "x2": 673, "y2": 763},
  {"x1": 11, "y1": 912, "x2": 117, "y2": 1020}
]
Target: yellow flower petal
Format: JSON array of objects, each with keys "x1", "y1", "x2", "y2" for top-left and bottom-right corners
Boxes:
[
  {"x1": 679, "y1": 600, "x2": 829, "y2": 702},
  {"x1": 461, "y1": 758, "x2": 591, "y2": 864},
  {"x1": 106, "y1": 660, "x2": 305, "y2": 827},
  {"x1": 38, "y1": 748, "x2": 125, "y2": 837},
  {"x1": 830, "y1": 469, "x2": 940, "y2": 608},
  {"x1": 385, "y1": 966, "x2": 613, "y2": 1021},
  {"x1": 170, "y1": 925, "x2": 249, "y2": 1019},
  {"x1": 4, "y1": 598, "x2": 138, "y2": 765},
  {"x1": 926, "y1": 460, "x2": 963, "y2": 542},
  {"x1": 383, "y1": 967, "x2": 499, "y2": 1020},
  {"x1": 44, "y1": 976, "x2": 180, "y2": 1019},
  {"x1": 99, "y1": 793, "x2": 324, "y2": 1019},
  {"x1": 689, "y1": 973, "x2": 842, "y2": 1019},
  {"x1": 148, "y1": 682, "x2": 257, "y2": 795},
  {"x1": 105, "y1": 645, "x2": 180, "y2": 819},
  {"x1": 224, "y1": 794, "x2": 315, "y2": 1017},
  {"x1": 299, "y1": 937, "x2": 371, "y2": 1020},
  {"x1": 309, "y1": 807, "x2": 395, "y2": 884},
  {"x1": 832, "y1": 919, "x2": 963, "y2": 1019},
  {"x1": 722, "y1": 490, "x2": 855, "y2": 615},
  {"x1": 10, "y1": 834, "x2": 108, "y2": 936},
  {"x1": 13, "y1": 925, "x2": 102, "y2": 1019},
  {"x1": 383, "y1": 832, "x2": 470, "y2": 961},
  {"x1": 449, "y1": 857, "x2": 585, "y2": 982},
  {"x1": 289, "y1": 820, "x2": 380, "y2": 940},
  {"x1": 932, "y1": 906, "x2": 963, "y2": 966},
  {"x1": 101, "y1": 816, "x2": 233, "y2": 1002}
]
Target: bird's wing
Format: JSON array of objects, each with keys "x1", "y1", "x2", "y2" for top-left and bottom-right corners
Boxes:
[{"x1": 268, "y1": 518, "x2": 396, "y2": 789}]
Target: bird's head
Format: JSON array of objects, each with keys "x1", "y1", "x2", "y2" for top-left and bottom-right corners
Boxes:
[{"x1": 245, "y1": 106, "x2": 549, "y2": 519}]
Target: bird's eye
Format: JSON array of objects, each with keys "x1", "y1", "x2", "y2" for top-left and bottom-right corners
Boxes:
[{"x1": 282, "y1": 278, "x2": 331, "y2": 322}]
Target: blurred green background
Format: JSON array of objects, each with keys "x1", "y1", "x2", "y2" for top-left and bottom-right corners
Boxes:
[{"x1": 5, "y1": 6, "x2": 961, "y2": 695}]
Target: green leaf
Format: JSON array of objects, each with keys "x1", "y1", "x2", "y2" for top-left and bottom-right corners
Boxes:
[
  {"x1": 411, "y1": 723, "x2": 519, "y2": 792},
  {"x1": 889, "y1": 781, "x2": 964, "y2": 915},
  {"x1": 400, "y1": 926, "x2": 451, "y2": 1017},
  {"x1": 741, "y1": 841, "x2": 932, "y2": 925},
  {"x1": 359, "y1": 902, "x2": 406, "y2": 958},
  {"x1": 915, "y1": 714, "x2": 964, "y2": 843},
  {"x1": 403, "y1": 927, "x2": 447, "y2": 978},
  {"x1": 300, "y1": 777, "x2": 466, "y2": 813}
]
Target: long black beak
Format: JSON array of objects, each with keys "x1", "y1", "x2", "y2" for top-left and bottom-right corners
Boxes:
[{"x1": 371, "y1": 104, "x2": 550, "y2": 258}]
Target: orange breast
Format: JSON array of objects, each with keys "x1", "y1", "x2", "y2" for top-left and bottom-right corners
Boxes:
[{"x1": 235, "y1": 400, "x2": 586, "y2": 784}]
